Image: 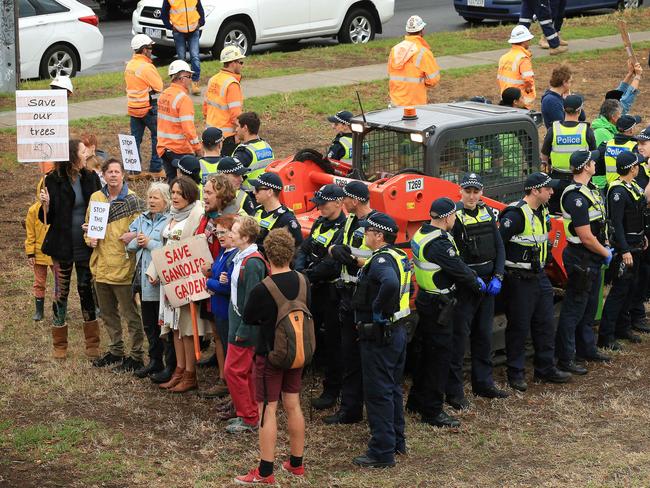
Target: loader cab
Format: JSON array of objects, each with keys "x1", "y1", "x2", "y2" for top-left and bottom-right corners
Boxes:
[{"x1": 350, "y1": 102, "x2": 542, "y2": 204}]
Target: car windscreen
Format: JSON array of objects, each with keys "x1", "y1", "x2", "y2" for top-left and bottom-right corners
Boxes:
[{"x1": 358, "y1": 128, "x2": 425, "y2": 181}]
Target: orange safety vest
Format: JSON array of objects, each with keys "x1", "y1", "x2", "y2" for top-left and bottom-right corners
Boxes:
[
  {"x1": 497, "y1": 45, "x2": 536, "y2": 109},
  {"x1": 387, "y1": 35, "x2": 440, "y2": 107},
  {"x1": 203, "y1": 69, "x2": 243, "y2": 138},
  {"x1": 156, "y1": 83, "x2": 201, "y2": 157},
  {"x1": 168, "y1": 0, "x2": 200, "y2": 33},
  {"x1": 124, "y1": 54, "x2": 164, "y2": 118}
]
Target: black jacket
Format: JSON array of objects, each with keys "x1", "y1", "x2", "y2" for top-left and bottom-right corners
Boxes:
[{"x1": 39, "y1": 168, "x2": 101, "y2": 262}]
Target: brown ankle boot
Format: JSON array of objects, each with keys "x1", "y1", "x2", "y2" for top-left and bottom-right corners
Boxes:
[
  {"x1": 169, "y1": 370, "x2": 198, "y2": 393},
  {"x1": 51, "y1": 326, "x2": 68, "y2": 359},
  {"x1": 83, "y1": 320, "x2": 101, "y2": 358},
  {"x1": 159, "y1": 367, "x2": 184, "y2": 389}
]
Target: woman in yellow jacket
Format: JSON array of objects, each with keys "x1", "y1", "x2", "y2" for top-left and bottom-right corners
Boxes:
[
  {"x1": 25, "y1": 178, "x2": 54, "y2": 321},
  {"x1": 85, "y1": 159, "x2": 147, "y2": 373}
]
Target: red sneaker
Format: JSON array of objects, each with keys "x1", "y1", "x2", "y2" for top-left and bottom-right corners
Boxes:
[
  {"x1": 281, "y1": 460, "x2": 305, "y2": 476},
  {"x1": 234, "y1": 468, "x2": 275, "y2": 485}
]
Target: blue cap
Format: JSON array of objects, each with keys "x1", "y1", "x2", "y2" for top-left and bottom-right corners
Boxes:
[
  {"x1": 343, "y1": 180, "x2": 370, "y2": 201},
  {"x1": 250, "y1": 172, "x2": 283, "y2": 191},
  {"x1": 563, "y1": 94, "x2": 584, "y2": 111},
  {"x1": 430, "y1": 197, "x2": 457, "y2": 218},
  {"x1": 636, "y1": 125, "x2": 650, "y2": 141},
  {"x1": 217, "y1": 156, "x2": 248, "y2": 176},
  {"x1": 202, "y1": 127, "x2": 224, "y2": 146},
  {"x1": 460, "y1": 172, "x2": 483, "y2": 189},
  {"x1": 172, "y1": 155, "x2": 201, "y2": 183},
  {"x1": 524, "y1": 172, "x2": 559, "y2": 190},
  {"x1": 569, "y1": 149, "x2": 600, "y2": 170},
  {"x1": 358, "y1": 212, "x2": 399, "y2": 234},
  {"x1": 327, "y1": 110, "x2": 353, "y2": 125},
  {"x1": 616, "y1": 151, "x2": 641, "y2": 172},
  {"x1": 310, "y1": 184, "x2": 345, "y2": 205},
  {"x1": 617, "y1": 114, "x2": 642, "y2": 132}
]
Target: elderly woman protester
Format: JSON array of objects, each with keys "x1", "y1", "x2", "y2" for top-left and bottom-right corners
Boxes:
[
  {"x1": 224, "y1": 215, "x2": 269, "y2": 433},
  {"x1": 126, "y1": 182, "x2": 172, "y2": 379},
  {"x1": 148, "y1": 176, "x2": 209, "y2": 393},
  {"x1": 39, "y1": 138, "x2": 102, "y2": 359},
  {"x1": 87, "y1": 159, "x2": 147, "y2": 372}
]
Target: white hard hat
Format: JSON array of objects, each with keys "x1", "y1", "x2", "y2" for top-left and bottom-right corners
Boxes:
[
  {"x1": 49, "y1": 75, "x2": 73, "y2": 94},
  {"x1": 131, "y1": 34, "x2": 155, "y2": 51},
  {"x1": 168, "y1": 59, "x2": 194, "y2": 76},
  {"x1": 508, "y1": 25, "x2": 534, "y2": 44},
  {"x1": 220, "y1": 45, "x2": 245, "y2": 63},
  {"x1": 405, "y1": 15, "x2": 426, "y2": 33}
]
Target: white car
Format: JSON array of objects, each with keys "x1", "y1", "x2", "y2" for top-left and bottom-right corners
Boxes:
[
  {"x1": 18, "y1": 0, "x2": 104, "y2": 80},
  {"x1": 132, "y1": 0, "x2": 394, "y2": 59}
]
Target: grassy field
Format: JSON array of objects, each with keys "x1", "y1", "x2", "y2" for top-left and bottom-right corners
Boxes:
[{"x1": 1, "y1": 8, "x2": 649, "y2": 111}]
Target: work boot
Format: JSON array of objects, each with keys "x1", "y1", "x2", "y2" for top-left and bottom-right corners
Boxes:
[
  {"x1": 134, "y1": 359, "x2": 164, "y2": 379},
  {"x1": 169, "y1": 370, "x2": 198, "y2": 393},
  {"x1": 51, "y1": 326, "x2": 68, "y2": 359},
  {"x1": 549, "y1": 45, "x2": 568, "y2": 55},
  {"x1": 311, "y1": 391, "x2": 338, "y2": 410},
  {"x1": 198, "y1": 378, "x2": 229, "y2": 398},
  {"x1": 92, "y1": 351, "x2": 124, "y2": 368},
  {"x1": 616, "y1": 330, "x2": 642, "y2": 344},
  {"x1": 150, "y1": 338, "x2": 176, "y2": 383},
  {"x1": 33, "y1": 298, "x2": 45, "y2": 321},
  {"x1": 159, "y1": 367, "x2": 184, "y2": 389},
  {"x1": 113, "y1": 357, "x2": 145, "y2": 373},
  {"x1": 539, "y1": 37, "x2": 550, "y2": 49},
  {"x1": 632, "y1": 318, "x2": 650, "y2": 334},
  {"x1": 559, "y1": 37, "x2": 568, "y2": 46},
  {"x1": 82, "y1": 320, "x2": 101, "y2": 358},
  {"x1": 191, "y1": 81, "x2": 201, "y2": 95}
]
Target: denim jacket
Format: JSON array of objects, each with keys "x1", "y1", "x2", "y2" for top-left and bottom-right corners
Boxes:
[{"x1": 127, "y1": 210, "x2": 169, "y2": 301}]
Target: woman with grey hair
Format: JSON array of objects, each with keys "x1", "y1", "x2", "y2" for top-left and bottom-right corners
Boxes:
[{"x1": 127, "y1": 181, "x2": 172, "y2": 379}]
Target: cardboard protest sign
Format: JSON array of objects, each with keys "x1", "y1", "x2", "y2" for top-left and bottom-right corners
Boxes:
[
  {"x1": 151, "y1": 234, "x2": 214, "y2": 307},
  {"x1": 87, "y1": 201, "x2": 111, "y2": 239},
  {"x1": 16, "y1": 90, "x2": 69, "y2": 162},
  {"x1": 118, "y1": 134, "x2": 142, "y2": 171}
]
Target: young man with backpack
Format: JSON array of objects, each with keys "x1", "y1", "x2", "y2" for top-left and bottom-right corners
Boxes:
[{"x1": 235, "y1": 228, "x2": 313, "y2": 485}]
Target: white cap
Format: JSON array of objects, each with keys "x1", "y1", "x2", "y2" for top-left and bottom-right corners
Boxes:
[
  {"x1": 168, "y1": 59, "x2": 193, "y2": 76},
  {"x1": 220, "y1": 45, "x2": 246, "y2": 63},
  {"x1": 131, "y1": 34, "x2": 155, "y2": 51},
  {"x1": 405, "y1": 15, "x2": 426, "y2": 33},
  {"x1": 49, "y1": 75, "x2": 73, "y2": 94},
  {"x1": 508, "y1": 25, "x2": 534, "y2": 44}
]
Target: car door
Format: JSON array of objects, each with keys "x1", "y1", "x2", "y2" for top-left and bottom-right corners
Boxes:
[
  {"x1": 257, "y1": 0, "x2": 310, "y2": 40},
  {"x1": 18, "y1": 0, "x2": 49, "y2": 78},
  {"x1": 309, "y1": 0, "x2": 344, "y2": 33}
]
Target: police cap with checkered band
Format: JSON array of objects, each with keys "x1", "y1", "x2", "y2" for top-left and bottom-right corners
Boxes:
[{"x1": 359, "y1": 212, "x2": 399, "y2": 234}]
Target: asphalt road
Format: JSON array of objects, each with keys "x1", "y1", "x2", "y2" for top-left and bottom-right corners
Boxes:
[{"x1": 82, "y1": 0, "x2": 469, "y2": 76}]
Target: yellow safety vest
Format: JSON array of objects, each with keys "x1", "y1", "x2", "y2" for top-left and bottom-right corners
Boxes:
[
  {"x1": 362, "y1": 246, "x2": 411, "y2": 322},
  {"x1": 560, "y1": 183, "x2": 607, "y2": 244},
  {"x1": 550, "y1": 122, "x2": 588, "y2": 173},
  {"x1": 339, "y1": 136, "x2": 353, "y2": 163},
  {"x1": 411, "y1": 227, "x2": 457, "y2": 294},
  {"x1": 237, "y1": 139, "x2": 274, "y2": 191},
  {"x1": 340, "y1": 212, "x2": 373, "y2": 283},
  {"x1": 503, "y1": 200, "x2": 549, "y2": 270},
  {"x1": 604, "y1": 139, "x2": 637, "y2": 184}
]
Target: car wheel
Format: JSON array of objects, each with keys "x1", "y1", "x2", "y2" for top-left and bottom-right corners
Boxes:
[
  {"x1": 618, "y1": 0, "x2": 641, "y2": 8},
  {"x1": 39, "y1": 44, "x2": 78, "y2": 79},
  {"x1": 213, "y1": 21, "x2": 253, "y2": 59},
  {"x1": 462, "y1": 16, "x2": 483, "y2": 24},
  {"x1": 338, "y1": 8, "x2": 375, "y2": 44}
]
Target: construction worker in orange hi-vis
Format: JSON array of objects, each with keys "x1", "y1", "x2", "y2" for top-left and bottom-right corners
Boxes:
[
  {"x1": 497, "y1": 26, "x2": 536, "y2": 109},
  {"x1": 387, "y1": 15, "x2": 440, "y2": 107},
  {"x1": 157, "y1": 59, "x2": 203, "y2": 184},
  {"x1": 203, "y1": 45, "x2": 245, "y2": 157}
]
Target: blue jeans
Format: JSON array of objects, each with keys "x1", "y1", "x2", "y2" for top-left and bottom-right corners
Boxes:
[
  {"x1": 130, "y1": 105, "x2": 162, "y2": 172},
  {"x1": 172, "y1": 30, "x2": 200, "y2": 81}
]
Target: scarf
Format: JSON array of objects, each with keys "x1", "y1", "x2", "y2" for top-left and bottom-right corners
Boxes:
[
  {"x1": 230, "y1": 243, "x2": 258, "y2": 316},
  {"x1": 170, "y1": 200, "x2": 196, "y2": 223}
]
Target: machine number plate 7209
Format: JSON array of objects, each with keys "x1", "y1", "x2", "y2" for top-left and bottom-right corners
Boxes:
[{"x1": 405, "y1": 178, "x2": 424, "y2": 192}]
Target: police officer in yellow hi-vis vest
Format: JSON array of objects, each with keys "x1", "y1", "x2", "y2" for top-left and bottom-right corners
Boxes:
[
  {"x1": 499, "y1": 172, "x2": 571, "y2": 392},
  {"x1": 295, "y1": 184, "x2": 347, "y2": 411},
  {"x1": 199, "y1": 127, "x2": 223, "y2": 187},
  {"x1": 556, "y1": 150, "x2": 613, "y2": 374},
  {"x1": 595, "y1": 114, "x2": 641, "y2": 188},
  {"x1": 249, "y1": 172, "x2": 302, "y2": 252},
  {"x1": 232, "y1": 112, "x2": 274, "y2": 192},
  {"x1": 598, "y1": 151, "x2": 647, "y2": 350},
  {"x1": 326, "y1": 110, "x2": 354, "y2": 163},
  {"x1": 325, "y1": 180, "x2": 377, "y2": 425},
  {"x1": 349, "y1": 212, "x2": 411, "y2": 468},
  {"x1": 541, "y1": 95, "x2": 597, "y2": 214},
  {"x1": 406, "y1": 197, "x2": 486, "y2": 429}
]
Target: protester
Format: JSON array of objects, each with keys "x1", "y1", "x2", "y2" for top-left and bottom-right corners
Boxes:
[
  {"x1": 235, "y1": 228, "x2": 308, "y2": 483},
  {"x1": 592, "y1": 99, "x2": 623, "y2": 147},
  {"x1": 126, "y1": 182, "x2": 171, "y2": 378},
  {"x1": 25, "y1": 178, "x2": 54, "y2": 321},
  {"x1": 540, "y1": 65, "x2": 586, "y2": 128},
  {"x1": 205, "y1": 173, "x2": 249, "y2": 216},
  {"x1": 87, "y1": 159, "x2": 146, "y2": 372},
  {"x1": 223, "y1": 215, "x2": 269, "y2": 432},
  {"x1": 605, "y1": 59, "x2": 643, "y2": 115},
  {"x1": 149, "y1": 176, "x2": 208, "y2": 393},
  {"x1": 81, "y1": 133, "x2": 107, "y2": 185},
  {"x1": 499, "y1": 87, "x2": 525, "y2": 108},
  {"x1": 40, "y1": 139, "x2": 102, "y2": 359}
]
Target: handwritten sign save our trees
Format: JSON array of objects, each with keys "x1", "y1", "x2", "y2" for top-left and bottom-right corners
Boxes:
[
  {"x1": 16, "y1": 90, "x2": 69, "y2": 162},
  {"x1": 151, "y1": 234, "x2": 214, "y2": 307}
]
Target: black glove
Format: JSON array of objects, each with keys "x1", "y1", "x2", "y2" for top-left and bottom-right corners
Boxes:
[{"x1": 330, "y1": 244, "x2": 356, "y2": 266}]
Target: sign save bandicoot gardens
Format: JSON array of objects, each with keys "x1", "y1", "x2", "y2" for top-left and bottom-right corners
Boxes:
[
  {"x1": 16, "y1": 90, "x2": 69, "y2": 162},
  {"x1": 151, "y1": 234, "x2": 214, "y2": 307}
]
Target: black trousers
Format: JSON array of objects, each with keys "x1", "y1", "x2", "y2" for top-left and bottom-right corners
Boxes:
[
  {"x1": 141, "y1": 300, "x2": 164, "y2": 363},
  {"x1": 599, "y1": 253, "x2": 641, "y2": 343},
  {"x1": 312, "y1": 284, "x2": 343, "y2": 396},
  {"x1": 339, "y1": 290, "x2": 363, "y2": 418}
]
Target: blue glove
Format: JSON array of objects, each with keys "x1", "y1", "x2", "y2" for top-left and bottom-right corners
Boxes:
[
  {"x1": 603, "y1": 247, "x2": 613, "y2": 266},
  {"x1": 476, "y1": 277, "x2": 487, "y2": 293},
  {"x1": 486, "y1": 277, "x2": 502, "y2": 296},
  {"x1": 372, "y1": 312, "x2": 389, "y2": 325}
]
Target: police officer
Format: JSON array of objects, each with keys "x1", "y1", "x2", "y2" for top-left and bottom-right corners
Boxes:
[
  {"x1": 171, "y1": 155, "x2": 202, "y2": 187},
  {"x1": 447, "y1": 174, "x2": 508, "y2": 409},
  {"x1": 595, "y1": 114, "x2": 642, "y2": 188},
  {"x1": 556, "y1": 150, "x2": 612, "y2": 373},
  {"x1": 499, "y1": 172, "x2": 572, "y2": 390},
  {"x1": 326, "y1": 111, "x2": 354, "y2": 163},
  {"x1": 295, "y1": 184, "x2": 347, "y2": 410},
  {"x1": 350, "y1": 213, "x2": 411, "y2": 468},
  {"x1": 406, "y1": 198, "x2": 486, "y2": 428},
  {"x1": 249, "y1": 172, "x2": 303, "y2": 250},
  {"x1": 540, "y1": 94, "x2": 597, "y2": 213},
  {"x1": 215, "y1": 157, "x2": 256, "y2": 215},
  {"x1": 232, "y1": 112, "x2": 274, "y2": 192},
  {"x1": 325, "y1": 180, "x2": 377, "y2": 425},
  {"x1": 598, "y1": 151, "x2": 646, "y2": 350},
  {"x1": 199, "y1": 127, "x2": 223, "y2": 186}
]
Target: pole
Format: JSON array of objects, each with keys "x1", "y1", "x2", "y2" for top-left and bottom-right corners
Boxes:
[
  {"x1": 0, "y1": 0, "x2": 18, "y2": 92},
  {"x1": 190, "y1": 301, "x2": 201, "y2": 360},
  {"x1": 618, "y1": 20, "x2": 638, "y2": 65}
]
